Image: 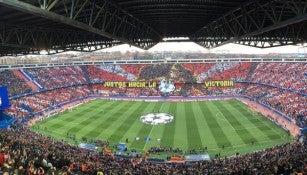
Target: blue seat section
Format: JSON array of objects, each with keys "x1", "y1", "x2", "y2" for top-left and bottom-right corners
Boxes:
[
  {"x1": 0, "y1": 113, "x2": 15, "y2": 129},
  {"x1": 20, "y1": 103, "x2": 34, "y2": 113}
]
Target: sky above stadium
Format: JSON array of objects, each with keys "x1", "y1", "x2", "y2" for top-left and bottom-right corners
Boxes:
[
  {"x1": 23, "y1": 41, "x2": 307, "y2": 56},
  {"x1": 100, "y1": 42, "x2": 307, "y2": 54}
]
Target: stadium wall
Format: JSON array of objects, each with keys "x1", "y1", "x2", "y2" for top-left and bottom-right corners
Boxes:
[{"x1": 1, "y1": 57, "x2": 306, "y2": 70}]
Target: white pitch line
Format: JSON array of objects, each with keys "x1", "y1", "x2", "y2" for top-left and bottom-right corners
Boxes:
[
  {"x1": 235, "y1": 126, "x2": 261, "y2": 131},
  {"x1": 207, "y1": 138, "x2": 285, "y2": 151},
  {"x1": 143, "y1": 126, "x2": 154, "y2": 150},
  {"x1": 241, "y1": 109, "x2": 288, "y2": 142},
  {"x1": 215, "y1": 112, "x2": 226, "y2": 122}
]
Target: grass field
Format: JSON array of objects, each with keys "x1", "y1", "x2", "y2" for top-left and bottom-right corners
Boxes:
[{"x1": 31, "y1": 99, "x2": 292, "y2": 157}]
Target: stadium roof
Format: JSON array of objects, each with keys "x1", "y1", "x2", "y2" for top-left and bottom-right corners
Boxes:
[{"x1": 0, "y1": 0, "x2": 307, "y2": 55}]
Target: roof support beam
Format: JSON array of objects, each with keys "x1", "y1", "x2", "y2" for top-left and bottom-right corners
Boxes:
[
  {"x1": 235, "y1": 23, "x2": 306, "y2": 48},
  {"x1": 191, "y1": 0, "x2": 307, "y2": 48},
  {"x1": 194, "y1": 23, "x2": 306, "y2": 48},
  {"x1": 0, "y1": 0, "x2": 162, "y2": 49},
  {"x1": 0, "y1": 46, "x2": 41, "y2": 56},
  {"x1": 0, "y1": 24, "x2": 122, "y2": 55}
]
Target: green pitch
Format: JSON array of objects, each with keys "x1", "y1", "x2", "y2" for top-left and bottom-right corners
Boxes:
[{"x1": 31, "y1": 99, "x2": 292, "y2": 157}]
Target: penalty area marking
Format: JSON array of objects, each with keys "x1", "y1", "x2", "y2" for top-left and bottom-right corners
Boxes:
[{"x1": 244, "y1": 108, "x2": 288, "y2": 142}]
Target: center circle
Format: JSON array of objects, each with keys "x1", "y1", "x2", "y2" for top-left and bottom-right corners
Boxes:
[{"x1": 140, "y1": 113, "x2": 174, "y2": 125}]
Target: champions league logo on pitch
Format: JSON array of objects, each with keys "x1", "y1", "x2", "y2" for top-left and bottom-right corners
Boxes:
[{"x1": 140, "y1": 113, "x2": 174, "y2": 125}]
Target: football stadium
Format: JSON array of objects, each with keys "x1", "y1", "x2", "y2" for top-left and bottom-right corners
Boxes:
[{"x1": 0, "y1": 0, "x2": 307, "y2": 174}]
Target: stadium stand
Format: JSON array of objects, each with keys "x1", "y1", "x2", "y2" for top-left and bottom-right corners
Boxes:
[
  {"x1": 248, "y1": 63, "x2": 307, "y2": 93},
  {"x1": 88, "y1": 65, "x2": 130, "y2": 83},
  {"x1": 0, "y1": 62, "x2": 306, "y2": 174},
  {"x1": 1, "y1": 62, "x2": 305, "y2": 127},
  {"x1": 1, "y1": 0, "x2": 306, "y2": 172},
  {"x1": 5, "y1": 86, "x2": 91, "y2": 120},
  {"x1": 244, "y1": 85, "x2": 306, "y2": 127},
  {"x1": 25, "y1": 66, "x2": 88, "y2": 89},
  {"x1": 0, "y1": 70, "x2": 33, "y2": 97},
  {"x1": 0, "y1": 126, "x2": 305, "y2": 174}
]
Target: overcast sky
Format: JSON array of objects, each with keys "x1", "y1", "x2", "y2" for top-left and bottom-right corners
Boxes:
[
  {"x1": 20, "y1": 42, "x2": 307, "y2": 57},
  {"x1": 100, "y1": 42, "x2": 307, "y2": 54}
]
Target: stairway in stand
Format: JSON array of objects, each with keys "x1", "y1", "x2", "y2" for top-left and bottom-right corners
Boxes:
[{"x1": 12, "y1": 69, "x2": 40, "y2": 91}]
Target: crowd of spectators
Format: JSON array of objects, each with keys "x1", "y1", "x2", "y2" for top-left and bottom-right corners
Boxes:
[
  {"x1": 0, "y1": 70, "x2": 33, "y2": 97},
  {"x1": 244, "y1": 85, "x2": 306, "y2": 127},
  {"x1": 90, "y1": 63, "x2": 253, "y2": 97},
  {"x1": 5, "y1": 86, "x2": 91, "y2": 119},
  {"x1": 4, "y1": 100, "x2": 30, "y2": 119},
  {"x1": 87, "y1": 65, "x2": 134, "y2": 83},
  {"x1": 0, "y1": 125, "x2": 306, "y2": 175},
  {"x1": 25, "y1": 66, "x2": 88, "y2": 89},
  {"x1": 195, "y1": 62, "x2": 252, "y2": 82},
  {"x1": 248, "y1": 62, "x2": 306, "y2": 93}
]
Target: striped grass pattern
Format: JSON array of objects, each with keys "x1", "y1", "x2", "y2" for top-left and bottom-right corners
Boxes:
[{"x1": 32, "y1": 99, "x2": 292, "y2": 157}]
